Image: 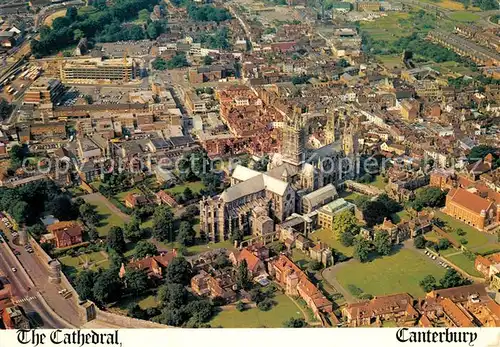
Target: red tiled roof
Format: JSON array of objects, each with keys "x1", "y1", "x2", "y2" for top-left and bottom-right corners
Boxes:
[
  {"x1": 238, "y1": 248, "x2": 261, "y2": 272},
  {"x1": 447, "y1": 188, "x2": 493, "y2": 214}
]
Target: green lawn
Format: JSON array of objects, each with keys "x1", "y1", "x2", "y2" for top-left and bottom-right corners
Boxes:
[
  {"x1": 291, "y1": 249, "x2": 309, "y2": 269},
  {"x1": 474, "y1": 244, "x2": 500, "y2": 256},
  {"x1": 59, "y1": 251, "x2": 109, "y2": 275},
  {"x1": 435, "y1": 211, "x2": 493, "y2": 249},
  {"x1": 444, "y1": 252, "x2": 482, "y2": 277},
  {"x1": 310, "y1": 228, "x2": 354, "y2": 257},
  {"x1": 138, "y1": 295, "x2": 158, "y2": 310},
  {"x1": 88, "y1": 199, "x2": 126, "y2": 237},
  {"x1": 336, "y1": 249, "x2": 446, "y2": 297},
  {"x1": 378, "y1": 55, "x2": 404, "y2": 69},
  {"x1": 209, "y1": 293, "x2": 303, "y2": 328},
  {"x1": 449, "y1": 11, "x2": 481, "y2": 22},
  {"x1": 360, "y1": 12, "x2": 412, "y2": 43},
  {"x1": 165, "y1": 181, "x2": 205, "y2": 194},
  {"x1": 391, "y1": 210, "x2": 410, "y2": 224},
  {"x1": 370, "y1": 175, "x2": 387, "y2": 190}
]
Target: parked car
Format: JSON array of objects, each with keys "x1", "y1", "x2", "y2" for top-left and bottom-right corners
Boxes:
[{"x1": 11, "y1": 267, "x2": 16, "y2": 272}]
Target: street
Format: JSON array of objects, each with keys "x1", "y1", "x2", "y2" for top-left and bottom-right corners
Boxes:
[
  {"x1": 0, "y1": 241, "x2": 73, "y2": 328},
  {"x1": 0, "y1": 221, "x2": 82, "y2": 327}
]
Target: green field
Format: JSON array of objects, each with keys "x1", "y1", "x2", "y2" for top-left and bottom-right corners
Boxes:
[
  {"x1": 209, "y1": 294, "x2": 304, "y2": 328},
  {"x1": 391, "y1": 210, "x2": 410, "y2": 224},
  {"x1": 165, "y1": 181, "x2": 205, "y2": 194},
  {"x1": 310, "y1": 228, "x2": 354, "y2": 257},
  {"x1": 370, "y1": 175, "x2": 387, "y2": 190},
  {"x1": 360, "y1": 13, "x2": 412, "y2": 42},
  {"x1": 339, "y1": 190, "x2": 366, "y2": 204},
  {"x1": 336, "y1": 249, "x2": 446, "y2": 297},
  {"x1": 59, "y1": 251, "x2": 109, "y2": 276},
  {"x1": 435, "y1": 211, "x2": 494, "y2": 249},
  {"x1": 449, "y1": 11, "x2": 481, "y2": 22},
  {"x1": 445, "y1": 252, "x2": 482, "y2": 277},
  {"x1": 378, "y1": 55, "x2": 404, "y2": 69},
  {"x1": 93, "y1": 201, "x2": 125, "y2": 236}
]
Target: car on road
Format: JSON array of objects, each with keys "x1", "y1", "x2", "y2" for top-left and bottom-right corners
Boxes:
[
  {"x1": 11, "y1": 267, "x2": 16, "y2": 272},
  {"x1": 13, "y1": 250, "x2": 21, "y2": 256}
]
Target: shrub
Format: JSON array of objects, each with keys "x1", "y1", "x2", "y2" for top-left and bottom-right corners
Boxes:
[
  {"x1": 257, "y1": 298, "x2": 274, "y2": 311},
  {"x1": 235, "y1": 301, "x2": 245, "y2": 312},
  {"x1": 456, "y1": 228, "x2": 466, "y2": 236},
  {"x1": 347, "y1": 284, "x2": 363, "y2": 298},
  {"x1": 460, "y1": 238, "x2": 468, "y2": 245}
]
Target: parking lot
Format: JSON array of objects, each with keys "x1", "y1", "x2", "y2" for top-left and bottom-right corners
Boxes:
[{"x1": 424, "y1": 249, "x2": 450, "y2": 270}]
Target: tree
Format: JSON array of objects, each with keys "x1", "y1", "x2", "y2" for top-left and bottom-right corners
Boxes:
[
  {"x1": 176, "y1": 221, "x2": 196, "y2": 247},
  {"x1": 419, "y1": 275, "x2": 437, "y2": 293},
  {"x1": 439, "y1": 269, "x2": 472, "y2": 289},
  {"x1": 184, "y1": 300, "x2": 214, "y2": 325},
  {"x1": 152, "y1": 205, "x2": 175, "y2": 242},
  {"x1": 359, "y1": 200, "x2": 389, "y2": 227},
  {"x1": 138, "y1": 9, "x2": 150, "y2": 22},
  {"x1": 124, "y1": 218, "x2": 145, "y2": 242},
  {"x1": 134, "y1": 240, "x2": 158, "y2": 258},
  {"x1": 167, "y1": 53, "x2": 189, "y2": 69},
  {"x1": 456, "y1": 228, "x2": 466, "y2": 236},
  {"x1": 308, "y1": 260, "x2": 322, "y2": 272},
  {"x1": 152, "y1": 57, "x2": 168, "y2": 70},
  {"x1": 107, "y1": 226, "x2": 126, "y2": 254},
  {"x1": 353, "y1": 237, "x2": 371, "y2": 263},
  {"x1": 203, "y1": 55, "x2": 213, "y2": 65},
  {"x1": 414, "y1": 235, "x2": 426, "y2": 249},
  {"x1": 257, "y1": 298, "x2": 273, "y2": 311},
  {"x1": 9, "y1": 144, "x2": 25, "y2": 167},
  {"x1": 124, "y1": 269, "x2": 149, "y2": 295},
  {"x1": 92, "y1": 270, "x2": 122, "y2": 304},
  {"x1": 373, "y1": 230, "x2": 391, "y2": 256},
  {"x1": 438, "y1": 238, "x2": 451, "y2": 251},
  {"x1": 339, "y1": 231, "x2": 354, "y2": 247},
  {"x1": 230, "y1": 228, "x2": 243, "y2": 244},
  {"x1": 73, "y1": 28, "x2": 85, "y2": 41},
  {"x1": 0, "y1": 98, "x2": 12, "y2": 120},
  {"x1": 347, "y1": 284, "x2": 363, "y2": 298},
  {"x1": 66, "y1": 6, "x2": 78, "y2": 21},
  {"x1": 165, "y1": 257, "x2": 192, "y2": 285},
  {"x1": 74, "y1": 270, "x2": 96, "y2": 301},
  {"x1": 332, "y1": 210, "x2": 359, "y2": 240},
  {"x1": 157, "y1": 283, "x2": 187, "y2": 308},
  {"x1": 11, "y1": 201, "x2": 30, "y2": 224},
  {"x1": 46, "y1": 194, "x2": 77, "y2": 221},
  {"x1": 410, "y1": 187, "x2": 446, "y2": 211},
  {"x1": 283, "y1": 317, "x2": 306, "y2": 328},
  {"x1": 183, "y1": 187, "x2": 194, "y2": 202},
  {"x1": 236, "y1": 301, "x2": 246, "y2": 312},
  {"x1": 236, "y1": 259, "x2": 251, "y2": 290}
]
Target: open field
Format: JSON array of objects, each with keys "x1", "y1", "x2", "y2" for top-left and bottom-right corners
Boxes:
[
  {"x1": 83, "y1": 194, "x2": 127, "y2": 236},
  {"x1": 378, "y1": 55, "x2": 404, "y2": 69},
  {"x1": 310, "y1": 228, "x2": 354, "y2": 257},
  {"x1": 335, "y1": 249, "x2": 446, "y2": 297},
  {"x1": 165, "y1": 181, "x2": 205, "y2": 194},
  {"x1": 444, "y1": 252, "x2": 482, "y2": 277},
  {"x1": 370, "y1": 175, "x2": 387, "y2": 190},
  {"x1": 434, "y1": 211, "x2": 495, "y2": 249},
  {"x1": 449, "y1": 11, "x2": 481, "y2": 22},
  {"x1": 360, "y1": 13, "x2": 412, "y2": 42},
  {"x1": 44, "y1": 9, "x2": 66, "y2": 27},
  {"x1": 417, "y1": 0, "x2": 481, "y2": 11},
  {"x1": 209, "y1": 293, "x2": 304, "y2": 328}
]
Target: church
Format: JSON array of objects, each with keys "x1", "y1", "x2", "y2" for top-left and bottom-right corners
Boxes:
[{"x1": 199, "y1": 107, "x2": 359, "y2": 242}]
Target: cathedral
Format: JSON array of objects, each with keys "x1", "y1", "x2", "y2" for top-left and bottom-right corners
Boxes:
[{"x1": 199, "y1": 107, "x2": 359, "y2": 242}]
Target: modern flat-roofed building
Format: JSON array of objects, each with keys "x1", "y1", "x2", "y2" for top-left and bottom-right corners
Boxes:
[
  {"x1": 60, "y1": 58, "x2": 137, "y2": 83},
  {"x1": 24, "y1": 78, "x2": 64, "y2": 105}
]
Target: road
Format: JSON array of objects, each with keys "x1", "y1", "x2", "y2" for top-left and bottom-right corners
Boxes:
[{"x1": 0, "y1": 241, "x2": 74, "y2": 328}]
